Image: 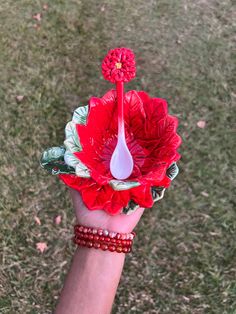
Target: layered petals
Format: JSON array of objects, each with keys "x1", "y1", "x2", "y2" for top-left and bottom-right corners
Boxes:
[
  {"x1": 59, "y1": 88, "x2": 182, "y2": 215},
  {"x1": 59, "y1": 174, "x2": 130, "y2": 215},
  {"x1": 102, "y1": 47, "x2": 136, "y2": 83}
]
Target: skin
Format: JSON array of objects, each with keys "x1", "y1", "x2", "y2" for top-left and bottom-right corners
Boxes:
[{"x1": 54, "y1": 189, "x2": 145, "y2": 314}]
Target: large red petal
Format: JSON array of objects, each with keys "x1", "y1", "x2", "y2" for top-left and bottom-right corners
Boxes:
[
  {"x1": 88, "y1": 90, "x2": 117, "y2": 133},
  {"x1": 103, "y1": 189, "x2": 130, "y2": 215},
  {"x1": 137, "y1": 97, "x2": 169, "y2": 140},
  {"x1": 59, "y1": 174, "x2": 95, "y2": 193},
  {"x1": 144, "y1": 97, "x2": 168, "y2": 122},
  {"x1": 77, "y1": 90, "x2": 117, "y2": 148},
  {"x1": 136, "y1": 91, "x2": 151, "y2": 106},
  {"x1": 130, "y1": 185, "x2": 154, "y2": 208},
  {"x1": 137, "y1": 162, "x2": 167, "y2": 185},
  {"x1": 74, "y1": 90, "x2": 118, "y2": 183},
  {"x1": 124, "y1": 91, "x2": 147, "y2": 139},
  {"x1": 156, "y1": 115, "x2": 179, "y2": 141},
  {"x1": 59, "y1": 174, "x2": 130, "y2": 215}
]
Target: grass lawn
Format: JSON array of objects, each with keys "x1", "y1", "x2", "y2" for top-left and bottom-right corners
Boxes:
[{"x1": 0, "y1": 0, "x2": 235, "y2": 313}]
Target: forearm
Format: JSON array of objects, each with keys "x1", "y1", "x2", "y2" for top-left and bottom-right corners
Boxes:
[{"x1": 55, "y1": 247, "x2": 126, "y2": 314}]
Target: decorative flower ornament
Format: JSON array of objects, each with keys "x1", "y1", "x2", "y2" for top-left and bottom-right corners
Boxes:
[
  {"x1": 102, "y1": 47, "x2": 136, "y2": 83},
  {"x1": 40, "y1": 48, "x2": 182, "y2": 215}
]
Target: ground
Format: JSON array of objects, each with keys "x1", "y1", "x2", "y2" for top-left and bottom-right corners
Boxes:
[{"x1": 0, "y1": 0, "x2": 235, "y2": 313}]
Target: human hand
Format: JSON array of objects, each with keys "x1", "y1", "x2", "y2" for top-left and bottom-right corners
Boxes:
[{"x1": 70, "y1": 189, "x2": 145, "y2": 233}]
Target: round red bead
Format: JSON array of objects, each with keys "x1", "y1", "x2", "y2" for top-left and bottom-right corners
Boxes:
[
  {"x1": 104, "y1": 237, "x2": 110, "y2": 242},
  {"x1": 87, "y1": 241, "x2": 93, "y2": 248},
  {"x1": 122, "y1": 247, "x2": 128, "y2": 253},
  {"x1": 100, "y1": 236, "x2": 105, "y2": 241},
  {"x1": 108, "y1": 245, "x2": 116, "y2": 252},
  {"x1": 81, "y1": 240, "x2": 86, "y2": 246},
  {"x1": 94, "y1": 243, "x2": 100, "y2": 249},
  {"x1": 103, "y1": 229, "x2": 109, "y2": 236},
  {"x1": 94, "y1": 235, "x2": 99, "y2": 241},
  {"x1": 101, "y1": 244, "x2": 108, "y2": 251},
  {"x1": 88, "y1": 234, "x2": 94, "y2": 240},
  {"x1": 98, "y1": 229, "x2": 103, "y2": 236},
  {"x1": 109, "y1": 232, "x2": 116, "y2": 238},
  {"x1": 116, "y1": 246, "x2": 123, "y2": 253}
]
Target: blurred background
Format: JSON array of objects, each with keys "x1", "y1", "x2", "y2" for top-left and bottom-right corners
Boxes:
[{"x1": 0, "y1": 0, "x2": 235, "y2": 313}]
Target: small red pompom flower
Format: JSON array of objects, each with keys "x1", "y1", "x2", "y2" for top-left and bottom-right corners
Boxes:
[{"x1": 102, "y1": 47, "x2": 136, "y2": 83}]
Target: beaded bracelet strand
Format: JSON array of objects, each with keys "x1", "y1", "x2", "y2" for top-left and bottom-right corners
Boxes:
[
  {"x1": 75, "y1": 233, "x2": 133, "y2": 246},
  {"x1": 74, "y1": 225, "x2": 136, "y2": 239},
  {"x1": 74, "y1": 238, "x2": 132, "y2": 253},
  {"x1": 74, "y1": 234, "x2": 132, "y2": 252},
  {"x1": 74, "y1": 224, "x2": 136, "y2": 254}
]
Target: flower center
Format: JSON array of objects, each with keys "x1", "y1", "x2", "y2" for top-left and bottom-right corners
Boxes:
[{"x1": 115, "y1": 62, "x2": 122, "y2": 69}]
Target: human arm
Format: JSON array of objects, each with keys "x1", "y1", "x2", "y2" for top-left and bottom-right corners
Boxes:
[{"x1": 55, "y1": 189, "x2": 144, "y2": 314}]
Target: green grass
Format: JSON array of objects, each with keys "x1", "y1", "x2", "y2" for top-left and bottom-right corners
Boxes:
[{"x1": 0, "y1": 0, "x2": 235, "y2": 313}]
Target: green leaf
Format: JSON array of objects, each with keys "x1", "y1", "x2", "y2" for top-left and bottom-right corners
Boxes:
[
  {"x1": 64, "y1": 121, "x2": 82, "y2": 152},
  {"x1": 64, "y1": 151, "x2": 79, "y2": 168},
  {"x1": 109, "y1": 180, "x2": 140, "y2": 191},
  {"x1": 64, "y1": 151, "x2": 90, "y2": 178},
  {"x1": 122, "y1": 200, "x2": 139, "y2": 215},
  {"x1": 75, "y1": 162, "x2": 90, "y2": 178},
  {"x1": 72, "y1": 105, "x2": 89, "y2": 125},
  {"x1": 40, "y1": 146, "x2": 75, "y2": 175},
  {"x1": 166, "y1": 162, "x2": 179, "y2": 180},
  {"x1": 151, "y1": 186, "x2": 165, "y2": 202}
]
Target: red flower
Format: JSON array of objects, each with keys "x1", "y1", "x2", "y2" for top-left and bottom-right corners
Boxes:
[
  {"x1": 59, "y1": 89, "x2": 181, "y2": 215},
  {"x1": 102, "y1": 48, "x2": 136, "y2": 83}
]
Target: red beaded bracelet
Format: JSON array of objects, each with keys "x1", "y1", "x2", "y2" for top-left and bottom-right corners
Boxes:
[{"x1": 74, "y1": 224, "x2": 136, "y2": 253}]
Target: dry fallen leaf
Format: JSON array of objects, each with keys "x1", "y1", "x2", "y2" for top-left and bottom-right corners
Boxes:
[
  {"x1": 36, "y1": 242, "x2": 48, "y2": 253},
  {"x1": 182, "y1": 296, "x2": 190, "y2": 302},
  {"x1": 201, "y1": 191, "x2": 209, "y2": 197},
  {"x1": 16, "y1": 95, "x2": 24, "y2": 102},
  {"x1": 34, "y1": 216, "x2": 41, "y2": 225},
  {"x1": 43, "y1": 4, "x2": 48, "y2": 10},
  {"x1": 33, "y1": 13, "x2": 42, "y2": 21},
  {"x1": 55, "y1": 215, "x2": 62, "y2": 225},
  {"x1": 197, "y1": 120, "x2": 206, "y2": 128}
]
